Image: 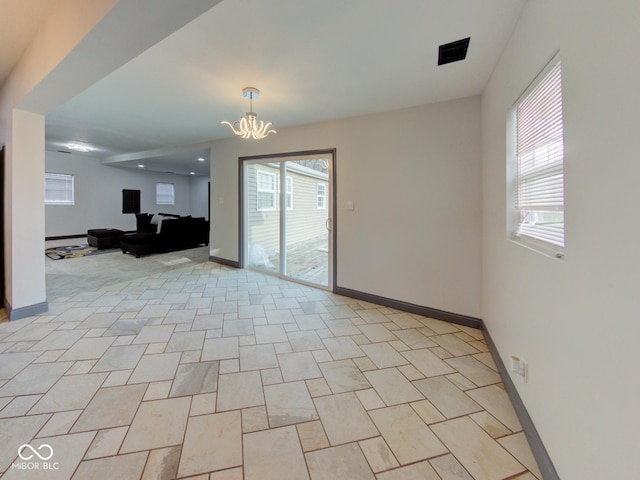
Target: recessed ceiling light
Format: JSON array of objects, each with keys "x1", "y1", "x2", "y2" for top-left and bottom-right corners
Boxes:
[
  {"x1": 197, "y1": 157, "x2": 205, "y2": 162},
  {"x1": 67, "y1": 143, "x2": 93, "y2": 152},
  {"x1": 190, "y1": 172, "x2": 195, "y2": 175},
  {"x1": 138, "y1": 164, "x2": 144, "y2": 168}
]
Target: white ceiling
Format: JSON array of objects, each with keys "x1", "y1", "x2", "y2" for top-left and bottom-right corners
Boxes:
[{"x1": 13, "y1": 0, "x2": 527, "y2": 175}]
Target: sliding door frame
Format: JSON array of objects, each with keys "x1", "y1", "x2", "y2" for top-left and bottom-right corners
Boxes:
[{"x1": 239, "y1": 148, "x2": 337, "y2": 291}]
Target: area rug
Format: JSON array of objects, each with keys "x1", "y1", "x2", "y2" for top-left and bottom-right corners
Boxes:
[{"x1": 45, "y1": 244, "x2": 119, "y2": 260}]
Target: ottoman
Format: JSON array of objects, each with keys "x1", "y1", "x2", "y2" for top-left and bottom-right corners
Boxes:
[
  {"x1": 119, "y1": 233, "x2": 167, "y2": 258},
  {"x1": 87, "y1": 229, "x2": 123, "y2": 249}
]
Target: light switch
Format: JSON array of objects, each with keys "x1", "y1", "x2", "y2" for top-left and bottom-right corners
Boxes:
[{"x1": 342, "y1": 201, "x2": 354, "y2": 210}]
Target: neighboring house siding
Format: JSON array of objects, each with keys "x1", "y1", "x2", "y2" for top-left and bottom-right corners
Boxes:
[{"x1": 246, "y1": 163, "x2": 328, "y2": 252}]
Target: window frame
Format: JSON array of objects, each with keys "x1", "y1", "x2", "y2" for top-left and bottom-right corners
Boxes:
[
  {"x1": 508, "y1": 53, "x2": 565, "y2": 259},
  {"x1": 256, "y1": 170, "x2": 293, "y2": 211},
  {"x1": 283, "y1": 175, "x2": 293, "y2": 210},
  {"x1": 156, "y1": 182, "x2": 175, "y2": 206},
  {"x1": 44, "y1": 172, "x2": 75, "y2": 205},
  {"x1": 257, "y1": 170, "x2": 277, "y2": 211},
  {"x1": 317, "y1": 183, "x2": 327, "y2": 209}
]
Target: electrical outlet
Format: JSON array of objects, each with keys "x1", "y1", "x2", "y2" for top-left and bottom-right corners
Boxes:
[{"x1": 510, "y1": 356, "x2": 528, "y2": 383}]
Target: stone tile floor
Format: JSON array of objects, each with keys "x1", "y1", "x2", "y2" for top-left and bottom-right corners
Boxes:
[{"x1": 0, "y1": 250, "x2": 542, "y2": 479}]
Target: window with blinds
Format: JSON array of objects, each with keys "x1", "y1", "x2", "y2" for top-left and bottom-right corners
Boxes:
[
  {"x1": 156, "y1": 183, "x2": 175, "y2": 205},
  {"x1": 513, "y1": 58, "x2": 564, "y2": 256},
  {"x1": 45, "y1": 173, "x2": 74, "y2": 205}
]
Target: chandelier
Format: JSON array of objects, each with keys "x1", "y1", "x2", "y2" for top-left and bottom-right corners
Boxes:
[{"x1": 221, "y1": 87, "x2": 276, "y2": 140}]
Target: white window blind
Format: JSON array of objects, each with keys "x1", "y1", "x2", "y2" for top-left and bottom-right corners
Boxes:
[
  {"x1": 514, "y1": 60, "x2": 565, "y2": 253},
  {"x1": 45, "y1": 173, "x2": 74, "y2": 205},
  {"x1": 156, "y1": 183, "x2": 175, "y2": 205}
]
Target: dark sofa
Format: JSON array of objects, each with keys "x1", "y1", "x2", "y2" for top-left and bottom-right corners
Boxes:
[{"x1": 119, "y1": 213, "x2": 209, "y2": 258}]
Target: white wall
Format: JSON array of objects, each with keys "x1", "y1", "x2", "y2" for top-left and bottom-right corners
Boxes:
[
  {"x1": 45, "y1": 151, "x2": 192, "y2": 237},
  {"x1": 481, "y1": 1, "x2": 640, "y2": 478},
  {"x1": 189, "y1": 175, "x2": 210, "y2": 220},
  {"x1": 8, "y1": 111, "x2": 46, "y2": 309},
  {"x1": 211, "y1": 96, "x2": 482, "y2": 318}
]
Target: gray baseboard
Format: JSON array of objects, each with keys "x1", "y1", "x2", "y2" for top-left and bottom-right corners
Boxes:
[
  {"x1": 482, "y1": 324, "x2": 560, "y2": 480},
  {"x1": 6, "y1": 300, "x2": 49, "y2": 321},
  {"x1": 209, "y1": 256, "x2": 240, "y2": 269},
  {"x1": 333, "y1": 286, "x2": 482, "y2": 329}
]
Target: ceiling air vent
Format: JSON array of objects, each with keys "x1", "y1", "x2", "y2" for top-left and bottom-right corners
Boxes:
[
  {"x1": 438, "y1": 37, "x2": 470, "y2": 66},
  {"x1": 57, "y1": 150, "x2": 72, "y2": 154}
]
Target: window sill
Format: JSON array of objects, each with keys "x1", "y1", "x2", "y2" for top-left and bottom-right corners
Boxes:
[{"x1": 510, "y1": 235, "x2": 564, "y2": 261}]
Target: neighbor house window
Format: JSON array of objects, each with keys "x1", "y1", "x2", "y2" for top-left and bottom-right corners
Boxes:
[
  {"x1": 257, "y1": 171, "x2": 293, "y2": 211},
  {"x1": 510, "y1": 57, "x2": 564, "y2": 257},
  {"x1": 282, "y1": 176, "x2": 293, "y2": 210},
  {"x1": 156, "y1": 182, "x2": 175, "y2": 205},
  {"x1": 317, "y1": 183, "x2": 327, "y2": 209},
  {"x1": 45, "y1": 173, "x2": 74, "y2": 205},
  {"x1": 275, "y1": 175, "x2": 293, "y2": 210},
  {"x1": 257, "y1": 171, "x2": 277, "y2": 211}
]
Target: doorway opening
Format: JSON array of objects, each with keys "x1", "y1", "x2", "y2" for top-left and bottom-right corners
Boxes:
[{"x1": 240, "y1": 150, "x2": 336, "y2": 290}]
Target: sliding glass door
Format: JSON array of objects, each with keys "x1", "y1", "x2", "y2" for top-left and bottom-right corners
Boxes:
[{"x1": 244, "y1": 152, "x2": 333, "y2": 289}]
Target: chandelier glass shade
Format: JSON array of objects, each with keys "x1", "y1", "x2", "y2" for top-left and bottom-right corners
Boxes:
[{"x1": 221, "y1": 87, "x2": 276, "y2": 140}]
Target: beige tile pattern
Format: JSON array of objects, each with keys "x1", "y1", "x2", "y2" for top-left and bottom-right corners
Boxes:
[
  {"x1": 370, "y1": 404, "x2": 448, "y2": 464},
  {"x1": 84, "y1": 426, "x2": 129, "y2": 459},
  {"x1": 401, "y1": 348, "x2": 455, "y2": 377},
  {"x1": 319, "y1": 359, "x2": 371, "y2": 393},
  {"x1": 177, "y1": 411, "x2": 242, "y2": 477},
  {"x1": 217, "y1": 371, "x2": 264, "y2": 411},
  {"x1": 264, "y1": 380, "x2": 319, "y2": 427},
  {"x1": 445, "y1": 355, "x2": 501, "y2": 386},
  {"x1": 0, "y1": 253, "x2": 542, "y2": 479},
  {"x1": 36, "y1": 410, "x2": 83, "y2": 437},
  {"x1": 498, "y1": 432, "x2": 543, "y2": 479},
  {"x1": 242, "y1": 405, "x2": 269, "y2": 433},
  {"x1": 359, "y1": 436, "x2": 399, "y2": 472},
  {"x1": 72, "y1": 384, "x2": 147, "y2": 432},
  {"x1": 72, "y1": 451, "x2": 148, "y2": 480},
  {"x1": 376, "y1": 460, "x2": 442, "y2": 480},
  {"x1": 413, "y1": 376, "x2": 482, "y2": 418},
  {"x1": 30, "y1": 372, "x2": 107, "y2": 413},
  {"x1": 244, "y1": 426, "x2": 310, "y2": 480},
  {"x1": 278, "y1": 351, "x2": 322, "y2": 381},
  {"x1": 296, "y1": 420, "x2": 329, "y2": 452},
  {"x1": 306, "y1": 443, "x2": 375, "y2": 480},
  {"x1": 431, "y1": 416, "x2": 526, "y2": 480},
  {"x1": 120, "y1": 397, "x2": 191, "y2": 452},
  {"x1": 141, "y1": 446, "x2": 181, "y2": 480},
  {"x1": 364, "y1": 368, "x2": 424, "y2": 406},
  {"x1": 467, "y1": 384, "x2": 522, "y2": 432},
  {"x1": 314, "y1": 392, "x2": 379, "y2": 445},
  {"x1": 429, "y1": 453, "x2": 474, "y2": 480}
]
